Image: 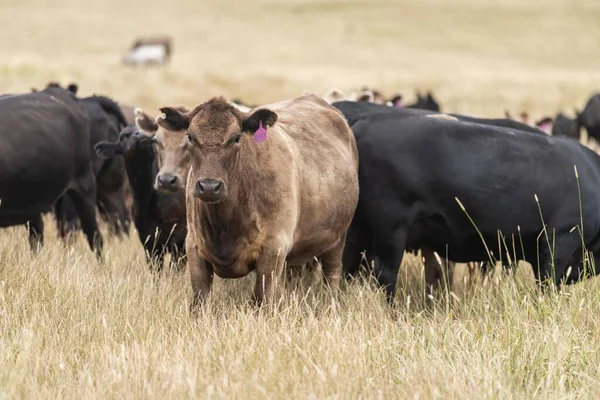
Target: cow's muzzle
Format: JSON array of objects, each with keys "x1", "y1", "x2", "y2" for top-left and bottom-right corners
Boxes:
[
  {"x1": 155, "y1": 174, "x2": 181, "y2": 193},
  {"x1": 194, "y1": 179, "x2": 225, "y2": 203}
]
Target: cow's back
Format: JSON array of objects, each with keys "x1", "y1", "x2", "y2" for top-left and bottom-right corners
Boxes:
[
  {"x1": 352, "y1": 114, "x2": 600, "y2": 261},
  {"x1": 0, "y1": 90, "x2": 89, "y2": 216},
  {"x1": 333, "y1": 101, "x2": 545, "y2": 134}
]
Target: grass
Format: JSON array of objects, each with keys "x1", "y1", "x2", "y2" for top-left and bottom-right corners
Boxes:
[
  {"x1": 2, "y1": 0, "x2": 600, "y2": 398},
  {"x1": 1, "y1": 222, "x2": 600, "y2": 398}
]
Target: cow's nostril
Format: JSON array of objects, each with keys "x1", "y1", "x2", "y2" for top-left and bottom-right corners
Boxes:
[
  {"x1": 214, "y1": 181, "x2": 222, "y2": 193},
  {"x1": 158, "y1": 174, "x2": 177, "y2": 186}
]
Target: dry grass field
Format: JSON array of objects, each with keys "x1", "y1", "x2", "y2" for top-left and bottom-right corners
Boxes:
[{"x1": 2, "y1": 0, "x2": 600, "y2": 398}]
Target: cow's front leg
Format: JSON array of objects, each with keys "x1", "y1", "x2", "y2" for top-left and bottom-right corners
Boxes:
[
  {"x1": 188, "y1": 242, "x2": 213, "y2": 313},
  {"x1": 253, "y1": 246, "x2": 287, "y2": 306}
]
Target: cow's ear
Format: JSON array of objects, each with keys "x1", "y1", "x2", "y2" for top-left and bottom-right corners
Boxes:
[
  {"x1": 242, "y1": 109, "x2": 278, "y2": 133},
  {"x1": 95, "y1": 141, "x2": 120, "y2": 158},
  {"x1": 67, "y1": 83, "x2": 78, "y2": 94},
  {"x1": 157, "y1": 107, "x2": 189, "y2": 131},
  {"x1": 135, "y1": 108, "x2": 159, "y2": 133}
]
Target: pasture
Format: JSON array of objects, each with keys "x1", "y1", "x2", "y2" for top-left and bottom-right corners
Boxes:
[{"x1": 2, "y1": 0, "x2": 600, "y2": 398}]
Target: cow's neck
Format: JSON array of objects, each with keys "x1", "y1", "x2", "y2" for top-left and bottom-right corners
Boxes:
[
  {"x1": 124, "y1": 147, "x2": 156, "y2": 215},
  {"x1": 196, "y1": 148, "x2": 262, "y2": 258}
]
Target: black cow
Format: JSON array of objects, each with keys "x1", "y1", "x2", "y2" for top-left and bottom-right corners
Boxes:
[
  {"x1": 552, "y1": 112, "x2": 580, "y2": 140},
  {"x1": 579, "y1": 94, "x2": 600, "y2": 141},
  {"x1": 333, "y1": 101, "x2": 547, "y2": 135},
  {"x1": 0, "y1": 87, "x2": 102, "y2": 254},
  {"x1": 406, "y1": 91, "x2": 441, "y2": 112},
  {"x1": 334, "y1": 101, "x2": 548, "y2": 286},
  {"x1": 95, "y1": 125, "x2": 186, "y2": 270},
  {"x1": 44, "y1": 83, "x2": 130, "y2": 237},
  {"x1": 56, "y1": 95, "x2": 130, "y2": 237},
  {"x1": 342, "y1": 112, "x2": 600, "y2": 299}
]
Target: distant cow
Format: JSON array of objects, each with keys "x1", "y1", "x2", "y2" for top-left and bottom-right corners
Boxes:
[
  {"x1": 579, "y1": 93, "x2": 600, "y2": 141},
  {"x1": 552, "y1": 112, "x2": 580, "y2": 140},
  {"x1": 505, "y1": 109, "x2": 553, "y2": 134},
  {"x1": 343, "y1": 112, "x2": 600, "y2": 299},
  {"x1": 156, "y1": 94, "x2": 359, "y2": 306},
  {"x1": 323, "y1": 89, "x2": 348, "y2": 104},
  {"x1": 358, "y1": 87, "x2": 386, "y2": 104},
  {"x1": 122, "y1": 37, "x2": 172, "y2": 66},
  {"x1": 406, "y1": 91, "x2": 441, "y2": 112},
  {"x1": 95, "y1": 122, "x2": 186, "y2": 270},
  {"x1": 0, "y1": 87, "x2": 102, "y2": 254}
]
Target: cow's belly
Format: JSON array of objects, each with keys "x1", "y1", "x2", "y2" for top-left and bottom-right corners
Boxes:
[
  {"x1": 0, "y1": 213, "x2": 40, "y2": 227},
  {"x1": 0, "y1": 173, "x2": 70, "y2": 214},
  {"x1": 287, "y1": 233, "x2": 341, "y2": 265},
  {"x1": 212, "y1": 260, "x2": 255, "y2": 279}
]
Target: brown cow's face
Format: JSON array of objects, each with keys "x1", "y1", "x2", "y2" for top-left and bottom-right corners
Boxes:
[
  {"x1": 157, "y1": 98, "x2": 277, "y2": 204},
  {"x1": 185, "y1": 116, "x2": 242, "y2": 203},
  {"x1": 135, "y1": 108, "x2": 191, "y2": 193},
  {"x1": 154, "y1": 129, "x2": 191, "y2": 193}
]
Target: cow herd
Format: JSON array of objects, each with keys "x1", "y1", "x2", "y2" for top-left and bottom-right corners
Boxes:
[{"x1": 2, "y1": 82, "x2": 600, "y2": 307}]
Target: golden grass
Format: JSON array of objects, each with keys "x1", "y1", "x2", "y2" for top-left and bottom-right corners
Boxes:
[
  {"x1": 2, "y1": 221, "x2": 600, "y2": 398},
  {"x1": 3, "y1": 0, "x2": 600, "y2": 398}
]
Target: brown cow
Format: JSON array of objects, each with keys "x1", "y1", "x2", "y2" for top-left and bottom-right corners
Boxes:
[
  {"x1": 156, "y1": 94, "x2": 359, "y2": 307},
  {"x1": 135, "y1": 106, "x2": 191, "y2": 194}
]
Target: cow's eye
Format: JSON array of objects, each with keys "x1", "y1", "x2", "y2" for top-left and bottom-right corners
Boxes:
[{"x1": 234, "y1": 135, "x2": 241, "y2": 144}]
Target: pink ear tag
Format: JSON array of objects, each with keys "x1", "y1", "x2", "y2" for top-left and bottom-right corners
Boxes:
[{"x1": 253, "y1": 120, "x2": 268, "y2": 143}]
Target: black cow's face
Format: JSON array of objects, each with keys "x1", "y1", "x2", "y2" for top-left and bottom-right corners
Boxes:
[{"x1": 95, "y1": 125, "x2": 153, "y2": 159}]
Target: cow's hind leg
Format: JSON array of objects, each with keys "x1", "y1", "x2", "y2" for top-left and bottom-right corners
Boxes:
[
  {"x1": 320, "y1": 234, "x2": 346, "y2": 291},
  {"x1": 422, "y1": 248, "x2": 454, "y2": 292},
  {"x1": 536, "y1": 231, "x2": 581, "y2": 288},
  {"x1": 26, "y1": 215, "x2": 44, "y2": 252},
  {"x1": 342, "y1": 214, "x2": 372, "y2": 278},
  {"x1": 168, "y1": 243, "x2": 187, "y2": 272},
  {"x1": 68, "y1": 184, "x2": 103, "y2": 257},
  {"x1": 375, "y1": 229, "x2": 408, "y2": 302},
  {"x1": 97, "y1": 191, "x2": 130, "y2": 237}
]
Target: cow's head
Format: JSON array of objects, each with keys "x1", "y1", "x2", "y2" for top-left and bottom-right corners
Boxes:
[
  {"x1": 44, "y1": 82, "x2": 78, "y2": 94},
  {"x1": 552, "y1": 112, "x2": 580, "y2": 139},
  {"x1": 157, "y1": 97, "x2": 278, "y2": 204},
  {"x1": 95, "y1": 125, "x2": 153, "y2": 159},
  {"x1": 136, "y1": 107, "x2": 190, "y2": 193}
]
